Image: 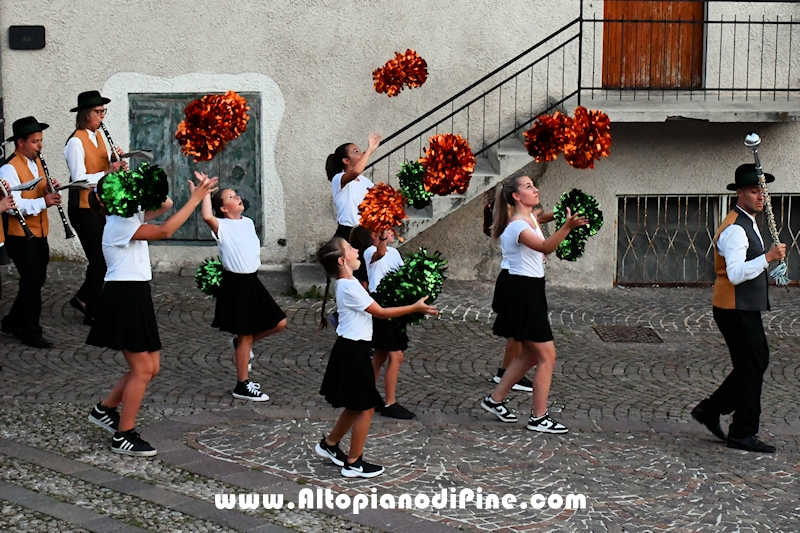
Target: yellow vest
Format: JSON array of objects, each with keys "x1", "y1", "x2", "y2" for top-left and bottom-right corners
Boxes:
[
  {"x1": 7, "y1": 154, "x2": 49, "y2": 238},
  {"x1": 71, "y1": 129, "x2": 110, "y2": 209}
]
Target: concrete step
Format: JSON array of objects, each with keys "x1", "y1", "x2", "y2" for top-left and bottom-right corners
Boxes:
[{"x1": 290, "y1": 262, "x2": 330, "y2": 297}]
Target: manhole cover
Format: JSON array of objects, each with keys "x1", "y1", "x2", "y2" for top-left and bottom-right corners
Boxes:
[{"x1": 592, "y1": 326, "x2": 663, "y2": 343}]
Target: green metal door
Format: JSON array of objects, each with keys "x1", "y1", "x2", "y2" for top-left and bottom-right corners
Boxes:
[{"x1": 128, "y1": 93, "x2": 262, "y2": 241}]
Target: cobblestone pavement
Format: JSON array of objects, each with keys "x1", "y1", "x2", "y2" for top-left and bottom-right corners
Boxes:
[{"x1": 1, "y1": 262, "x2": 799, "y2": 532}]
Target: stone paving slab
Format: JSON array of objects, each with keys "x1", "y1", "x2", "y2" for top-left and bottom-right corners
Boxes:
[{"x1": 2, "y1": 262, "x2": 800, "y2": 532}]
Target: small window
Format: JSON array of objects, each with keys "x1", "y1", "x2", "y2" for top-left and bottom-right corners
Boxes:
[{"x1": 128, "y1": 93, "x2": 262, "y2": 241}]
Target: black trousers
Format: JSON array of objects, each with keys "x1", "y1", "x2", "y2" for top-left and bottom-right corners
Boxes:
[
  {"x1": 334, "y1": 224, "x2": 354, "y2": 242},
  {"x1": 705, "y1": 306, "x2": 770, "y2": 439},
  {"x1": 68, "y1": 206, "x2": 106, "y2": 318},
  {"x1": 1, "y1": 236, "x2": 49, "y2": 340}
]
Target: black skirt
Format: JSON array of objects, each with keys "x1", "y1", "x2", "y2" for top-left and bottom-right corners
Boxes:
[
  {"x1": 211, "y1": 270, "x2": 286, "y2": 335},
  {"x1": 320, "y1": 337, "x2": 384, "y2": 411},
  {"x1": 492, "y1": 275, "x2": 554, "y2": 343},
  {"x1": 86, "y1": 281, "x2": 161, "y2": 352},
  {"x1": 491, "y1": 269, "x2": 510, "y2": 313},
  {"x1": 372, "y1": 317, "x2": 409, "y2": 352}
]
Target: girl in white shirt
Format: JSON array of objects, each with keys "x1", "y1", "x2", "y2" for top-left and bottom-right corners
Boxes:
[
  {"x1": 314, "y1": 237, "x2": 437, "y2": 478},
  {"x1": 86, "y1": 172, "x2": 218, "y2": 457},
  {"x1": 325, "y1": 132, "x2": 381, "y2": 241},
  {"x1": 200, "y1": 182, "x2": 287, "y2": 402},
  {"x1": 480, "y1": 174, "x2": 587, "y2": 435},
  {"x1": 364, "y1": 229, "x2": 414, "y2": 419}
]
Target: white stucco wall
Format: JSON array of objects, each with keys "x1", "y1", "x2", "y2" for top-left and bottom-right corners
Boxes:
[{"x1": 0, "y1": 0, "x2": 577, "y2": 267}]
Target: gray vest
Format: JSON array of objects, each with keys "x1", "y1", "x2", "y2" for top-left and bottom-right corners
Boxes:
[{"x1": 733, "y1": 208, "x2": 770, "y2": 312}]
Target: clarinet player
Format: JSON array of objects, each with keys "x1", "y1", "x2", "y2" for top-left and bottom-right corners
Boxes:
[
  {"x1": 0, "y1": 117, "x2": 62, "y2": 349},
  {"x1": 64, "y1": 91, "x2": 127, "y2": 325}
]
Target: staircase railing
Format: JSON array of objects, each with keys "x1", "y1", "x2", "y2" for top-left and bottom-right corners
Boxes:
[
  {"x1": 365, "y1": 17, "x2": 583, "y2": 187},
  {"x1": 366, "y1": 1, "x2": 800, "y2": 188}
]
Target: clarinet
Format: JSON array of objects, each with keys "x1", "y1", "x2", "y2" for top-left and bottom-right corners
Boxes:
[
  {"x1": 37, "y1": 152, "x2": 75, "y2": 239},
  {"x1": 99, "y1": 123, "x2": 121, "y2": 162},
  {"x1": 0, "y1": 179, "x2": 34, "y2": 239}
]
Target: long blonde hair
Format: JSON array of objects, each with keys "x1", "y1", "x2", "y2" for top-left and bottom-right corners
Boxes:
[{"x1": 491, "y1": 173, "x2": 528, "y2": 240}]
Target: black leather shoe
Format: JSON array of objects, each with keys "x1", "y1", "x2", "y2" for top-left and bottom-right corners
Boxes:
[
  {"x1": 727, "y1": 435, "x2": 776, "y2": 453},
  {"x1": 1, "y1": 321, "x2": 20, "y2": 337},
  {"x1": 21, "y1": 336, "x2": 54, "y2": 349},
  {"x1": 691, "y1": 403, "x2": 727, "y2": 442}
]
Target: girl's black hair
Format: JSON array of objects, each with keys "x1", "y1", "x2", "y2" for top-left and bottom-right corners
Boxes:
[
  {"x1": 211, "y1": 189, "x2": 228, "y2": 218},
  {"x1": 348, "y1": 225, "x2": 372, "y2": 252},
  {"x1": 325, "y1": 143, "x2": 352, "y2": 181},
  {"x1": 492, "y1": 172, "x2": 528, "y2": 240},
  {"x1": 316, "y1": 237, "x2": 346, "y2": 329}
]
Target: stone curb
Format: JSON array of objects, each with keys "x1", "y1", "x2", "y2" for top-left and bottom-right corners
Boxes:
[
  {"x1": 0, "y1": 438, "x2": 293, "y2": 533},
  {"x1": 0, "y1": 479, "x2": 150, "y2": 533}
]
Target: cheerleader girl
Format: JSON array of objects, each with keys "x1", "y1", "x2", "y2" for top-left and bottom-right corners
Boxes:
[
  {"x1": 200, "y1": 178, "x2": 287, "y2": 401},
  {"x1": 326, "y1": 132, "x2": 381, "y2": 241},
  {"x1": 365, "y1": 229, "x2": 414, "y2": 419},
  {"x1": 491, "y1": 203, "x2": 552, "y2": 392},
  {"x1": 86, "y1": 172, "x2": 218, "y2": 456},
  {"x1": 481, "y1": 173, "x2": 587, "y2": 434},
  {"x1": 314, "y1": 237, "x2": 437, "y2": 478}
]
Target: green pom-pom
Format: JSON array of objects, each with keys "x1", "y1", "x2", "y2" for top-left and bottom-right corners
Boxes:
[
  {"x1": 137, "y1": 162, "x2": 169, "y2": 211},
  {"x1": 195, "y1": 257, "x2": 223, "y2": 298},
  {"x1": 101, "y1": 170, "x2": 141, "y2": 218},
  {"x1": 398, "y1": 161, "x2": 432, "y2": 210},
  {"x1": 553, "y1": 189, "x2": 604, "y2": 261},
  {"x1": 374, "y1": 248, "x2": 447, "y2": 325}
]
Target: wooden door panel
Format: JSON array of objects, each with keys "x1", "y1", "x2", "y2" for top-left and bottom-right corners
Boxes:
[
  {"x1": 129, "y1": 93, "x2": 262, "y2": 240},
  {"x1": 603, "y1": 1, "x2": 704, "y2": 89}
]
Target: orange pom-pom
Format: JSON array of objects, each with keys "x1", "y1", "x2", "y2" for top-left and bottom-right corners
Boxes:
[
  {"x1": 419, "y1": 133, "x2": 476, "y2": 196},
  {"x1": 175, "y1": 91, "x2": 250, "y2": 162},
  {"x1": 523, "y1": 111, "x2": 575, "y2": 163},
  {"x1": 358, "y1": 183, "x2": 407, "y2": 232},
  {"x1": 563, "y1": 106, "x2": 611, "y2": 169},
  {"x1": 373, "y1": 49, "x2": 428, "y2": 97}
]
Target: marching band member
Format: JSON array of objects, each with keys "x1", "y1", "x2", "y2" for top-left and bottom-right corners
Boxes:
[
  {"x1": 0, "y1": 117, "x2": 62, "y2": 348},
  {"x1": 65, "y1": 91, "x2": 127, "y2": 325}
]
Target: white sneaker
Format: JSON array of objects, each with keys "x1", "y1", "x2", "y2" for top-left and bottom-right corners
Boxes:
[{"x1": 526, "y1": 412, "x2": 568, "y2": 434}]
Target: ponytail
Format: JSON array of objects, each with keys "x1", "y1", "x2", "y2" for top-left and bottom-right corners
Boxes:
[
  {"x1": 316, "y1": 237, "x2": 346, "y2": 329},
  {"x1": 325, "y1": 143, "x2": 352, "y2": 181},
  {"x1": 491, "y1": 172, "x2": 527, "y2": 239}
]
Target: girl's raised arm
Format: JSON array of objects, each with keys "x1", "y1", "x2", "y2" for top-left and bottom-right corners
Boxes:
[{"x1": 198, "y1": 171, "x2": 220, "y2": 235}]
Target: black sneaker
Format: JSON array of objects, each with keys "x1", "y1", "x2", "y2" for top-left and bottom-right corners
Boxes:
[
  {"x1": 341, "y1": 456, "x2": 384, "y2": 478},
  {"x1": 527, "y1": 412, "x2": 569, "y2": 434},
  {"x1": 88, "y1": 403, "x2": 120, "y2": 434},
  {"x1": 492, "y1": 368, "x2": 534, "y2": 392},
  {"x1": 381, "y1": 403, "x2": 415, "y2": 420},
  {"x1": 480, "y1": 395, "x2": 518, "y2": 423},
  {"x1": 111, "y1": 429, "x2": 157, "y2": 457},
  {"x1": 232, "y1": 380, "x2": 269, "y2": 401},
  {"x1": 314, "y1": 437, "x2": 348, "y2": 466}
]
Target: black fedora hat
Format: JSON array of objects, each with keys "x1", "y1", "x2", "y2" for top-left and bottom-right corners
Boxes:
[
  {"x1": 727, "y1": 163, "x2": 775, "y2": 191},
  {"x1": 6, "y1": 116, "x2": 49, "y2": 142},
  {"x1": 70, "y1": 90, "x2": 111, "y2": 112}
]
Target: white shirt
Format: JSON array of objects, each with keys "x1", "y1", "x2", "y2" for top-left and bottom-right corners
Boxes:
[
  {"x1": 717, "y1": 206, "x2": 769, "y2": 286},
  {"x1": 103, "y1": 212, "x2": 151, "y2": 281},
  {"x1": 500, "y1": 213, "x2": 539, "y2": 271},
  {"x1": 0, "y1": 157, "x2": 47, "y2": 216},
  {"x1": 64, "y1": 130, "x2": 106, "y2": 185},
  {"x1": 331, "y1": 172, "x2": 373, "y2": 227},
  {"x1": 363, "y1": 245, "x2": 403, "y2": 293},
  {"x1": 501, "y1": 219, "x2": 545, "y2": 278},
  {"x1": 211, "y1": 217, "x2": 261, "y2": 274},
  {"x1": 335, "y1": 277, "x2": 374, "y2": 341}
]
